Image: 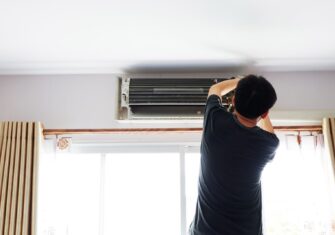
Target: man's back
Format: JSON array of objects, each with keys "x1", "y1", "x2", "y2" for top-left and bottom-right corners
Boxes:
[{"x1": 189, "y1": 95, "x2": 279, "y2": 235}]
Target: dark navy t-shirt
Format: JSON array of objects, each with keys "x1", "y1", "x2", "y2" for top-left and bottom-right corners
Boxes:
[{"x1": 189, "y1": 95, "x2": 279, "y2": 235}]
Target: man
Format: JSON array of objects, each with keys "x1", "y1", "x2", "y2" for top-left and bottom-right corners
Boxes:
[{"x1": 189, "y1": 75, "x2": 279, "y2": 235}]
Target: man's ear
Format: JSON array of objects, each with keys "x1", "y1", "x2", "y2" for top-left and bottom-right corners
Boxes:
[
  {"x1": 232, "y1": 96, "x2": 235, "y2": 106},
  {"x1": 261, "y1": 111, "x2": 269, "y2": 119}
]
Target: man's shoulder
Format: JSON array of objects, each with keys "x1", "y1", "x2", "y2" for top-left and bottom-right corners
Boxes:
[{"x1": 257, "y1": 128, "x2": 280, "y2": 147}]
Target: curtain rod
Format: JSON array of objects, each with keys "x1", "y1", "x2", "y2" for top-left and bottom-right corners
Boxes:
[{"x1": 43, "y1": 125, "x2": 322, "y2": 136}]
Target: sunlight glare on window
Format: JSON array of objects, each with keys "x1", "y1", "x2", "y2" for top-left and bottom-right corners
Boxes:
[
  {"x1": 103, "y1": 153, "x2": 180, "y2": 235},
  {"x1": 185, "y1": 152, "x2": 201, "y2": 229},
  {"x1": 262, "y1": 135, "x2": 335, "y2": 234},
  {"x1": 37, "y1": 153, "x2": 101, "y2": 235}
]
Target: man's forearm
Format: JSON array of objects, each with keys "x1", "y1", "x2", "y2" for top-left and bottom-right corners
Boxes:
[
  {"x1": 208, "y1": 78, "x2": 240, "y2": 99},
  {"x1": 259, "y1": 115, "x2": 275, "y2": 134}
]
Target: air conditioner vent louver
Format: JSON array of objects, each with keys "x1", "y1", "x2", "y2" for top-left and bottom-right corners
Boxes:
[{"x1": 129, "y1": 78, "x2": 221, "y2": 105}]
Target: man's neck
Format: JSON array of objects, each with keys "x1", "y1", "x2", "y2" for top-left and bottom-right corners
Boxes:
[{"x1": 234, "y1": 112, "x2": 258, "y2": 128}]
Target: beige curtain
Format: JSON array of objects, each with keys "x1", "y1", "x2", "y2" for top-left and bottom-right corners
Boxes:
[
  {"x1": 0, "y1": 122, "x2": 42, "y2": 235},
  {"x1": 323, "y1": 118, "x2": 335, "y2": 231},
  {"x1": 323, "y1": 118, "x2": 335, "y2": 180}
]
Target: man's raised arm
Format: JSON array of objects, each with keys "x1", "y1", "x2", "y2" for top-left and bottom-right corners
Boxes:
[
  {"x1": 208, "y1": 78, "x2": 241, "y2": 99},
  {"x1": 258, "y1": 115, "x2": 275, "y2": 134}
]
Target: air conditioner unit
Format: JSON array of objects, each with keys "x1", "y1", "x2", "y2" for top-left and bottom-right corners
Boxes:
[{"x1": 119, "y1": 77, "x2": 235, "y2": 120}]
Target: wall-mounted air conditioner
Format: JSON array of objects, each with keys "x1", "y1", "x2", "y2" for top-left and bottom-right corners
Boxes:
[{"x1": 119, "y1": 76, "x2": 235, "y2": 120}]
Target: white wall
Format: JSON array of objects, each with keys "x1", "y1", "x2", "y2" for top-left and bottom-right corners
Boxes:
[
  {"x1": 263, "y1": 71, "x2": 335, "y2": 110},
  {"x1": 0, "y1": 72, "x2": 334, "y2": 129}
]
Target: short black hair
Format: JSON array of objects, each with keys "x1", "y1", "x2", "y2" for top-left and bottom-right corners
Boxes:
[{"x1": 234, "y1": 74, "x2": 277, "y2": 119}]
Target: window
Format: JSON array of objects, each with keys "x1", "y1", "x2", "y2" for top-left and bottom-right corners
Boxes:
[
  {"x1": 262, "y1": 134, "x2": 335, "y2": 234},
  {"x1": 37, "y1": 135, "x2": 335, "y2": 235},
  {"x1": 37, "y1": 146, "x2": 193, "y2": 235}
]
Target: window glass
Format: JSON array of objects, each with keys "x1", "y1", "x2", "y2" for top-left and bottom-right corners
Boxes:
[
  {"x1": 185, "y1": 152, "x2": 201, "y2": 228},
  {"x1": 103, "y1": 153, "x2": 180, "y2": 235},
  {"x1": 37, "y1": 153, "x2": 101, "y2": 235},
  {"x1": 262, "y1": 135, "x2": 334, "y2": 234}
]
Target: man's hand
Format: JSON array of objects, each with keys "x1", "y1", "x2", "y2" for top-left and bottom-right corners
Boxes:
[{"x1": 208, "y1": 78, "x2": 241, "y2": 99}]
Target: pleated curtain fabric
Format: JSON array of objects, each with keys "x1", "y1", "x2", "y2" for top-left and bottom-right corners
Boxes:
[
  {"x1": 0, "y1": 122, "x2": 42, "y2": 235},
  {"x1": 323, "y1": 118, "x2": 335, "y2": 182}
]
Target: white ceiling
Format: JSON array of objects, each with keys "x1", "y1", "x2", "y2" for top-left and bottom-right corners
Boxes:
[{"x1": 1, "y1": 0, "x2": 335, "y2": 74}]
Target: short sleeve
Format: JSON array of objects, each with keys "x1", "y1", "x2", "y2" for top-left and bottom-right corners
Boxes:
[
  {"x1": 203, "y1": 94, "x2": 230, "y2": 131},
  {"x1": 267, "y1": 134, "x2": 280, "y2": 161},
  {"x1": 204, "y1": 94, "x2": 222, "y2": 116}
]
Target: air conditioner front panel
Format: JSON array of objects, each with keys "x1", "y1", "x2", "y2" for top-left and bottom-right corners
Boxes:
[{"x1": 119, "y1": 77, "x2": 233, "y2": 120}]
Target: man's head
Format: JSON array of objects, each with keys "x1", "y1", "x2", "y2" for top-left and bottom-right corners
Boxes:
[{"x1": 233, "y1": 75, "x2": 277, "y2": 119}]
